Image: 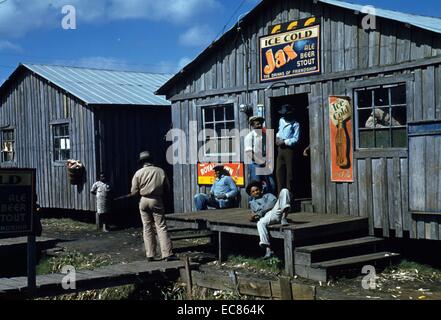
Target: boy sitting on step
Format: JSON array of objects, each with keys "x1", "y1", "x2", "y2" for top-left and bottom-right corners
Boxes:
[{"x1": 246, "y1": 180, "x2": 291, "y2": 259}]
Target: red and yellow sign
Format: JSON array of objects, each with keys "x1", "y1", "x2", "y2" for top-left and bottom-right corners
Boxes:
[
  {"x1": 328, "y1": 96, "x2": 354, "y2": 182},
  {"x1": 197, "y1": 163, "x2": 245, "y2": 187}
]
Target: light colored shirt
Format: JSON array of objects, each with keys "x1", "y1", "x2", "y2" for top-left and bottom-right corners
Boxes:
[
  {"x1": 210, "y1": 175, "x2": 239, "y2": 200},
  {"x1": 91, "y1": 181, "x2": 111, "y2": 214},
  {"x1": 277, "y1": 118, "x2": 300, "y2": 147},
  {"x1": 249, "y1": 193, "x2": 278, "y2": 218},
  {"x1": 131, "y1": 164, "x2": 169, "y2": 198},
  {"x1": 244, "y1": 130, "x2": 266, "y2": 164}
]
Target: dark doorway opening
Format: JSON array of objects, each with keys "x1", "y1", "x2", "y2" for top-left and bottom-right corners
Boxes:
[{"x1": 270, "y1": 93, "x2": 311, "y2": 208}]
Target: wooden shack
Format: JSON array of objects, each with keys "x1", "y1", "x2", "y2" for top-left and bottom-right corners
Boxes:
[
  {"x1": 156, "y1": 0, "x2": 441, "y2": 241},
  {"x1": 0, "y1": 64, "x2": 172, "y2": 214}
]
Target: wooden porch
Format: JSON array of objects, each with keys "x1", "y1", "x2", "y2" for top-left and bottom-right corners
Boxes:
[{"x1": 166, "y1": 210, "x2": 370, "y2": 277}]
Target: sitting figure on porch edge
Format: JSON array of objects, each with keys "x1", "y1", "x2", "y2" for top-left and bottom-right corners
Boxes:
[
  {"x1": 247, "y1": 180, "x2": 291, "y2": 259},
  {"x1": 194, "y1": 165, "x2": 239, "y2": 211}
]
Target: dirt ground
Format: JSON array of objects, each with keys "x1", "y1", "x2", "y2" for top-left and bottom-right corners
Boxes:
[{"x1": 40, "y1": 218, "x2": 441, "y2": 300}]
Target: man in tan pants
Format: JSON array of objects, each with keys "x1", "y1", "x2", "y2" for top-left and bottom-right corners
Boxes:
[{"x1": 131, "y1": 151, "x2": 176, "y2": 261}]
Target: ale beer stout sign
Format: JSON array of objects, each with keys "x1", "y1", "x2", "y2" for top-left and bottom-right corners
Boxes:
[
  {"x1": 259, "y1": 17, "x2": 321, "y2": 82},
  {"x1": 329, "y1": 96, "x2": 354, "y2": 182},
  {"x1": 0, "y1": 169, "x2": 35, "y2": 235}
]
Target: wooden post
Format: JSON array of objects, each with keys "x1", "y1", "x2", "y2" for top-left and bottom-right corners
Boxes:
[
  {"x1": 218, "y1": 231, "x2": 224, "y2": 263},
  {"x1": 284, "y1": 229, "x2": 294, "y2": 277},
  {"x1": 27, "y1": 234, "x2": 37, "y2": 294},
  {"x1": 279, "y1": 276, "x2": 293, "y2": 300},
  {"x1": 228, "y1": 270, "x2": 239, "y2": 295},
  {"x1": 96, "y1": 212, "x2": 100, "y2": 230},
  {"x1": 183, "y1": 256, "x2": 193, "y2": 300}
]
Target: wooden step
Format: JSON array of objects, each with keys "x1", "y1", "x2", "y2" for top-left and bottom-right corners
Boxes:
[
  {"x1": 0, "y1": 237, "x2": 58, "y2": 253},
  {"x1": 292, "y1": 217, "x2": 369, "y2": 244},
  {"x1": 295, "y1": 237, "x2": 385, "y2": 266},
  {"x1": 300, "y1": 200, "x2": 313, "y2": 213},
  {"x1": 171, "y1": 231, "x2": 213, "y2": 241},
  {"x1": 295, "y1": 252, "x2": 400, "y2": 282}
]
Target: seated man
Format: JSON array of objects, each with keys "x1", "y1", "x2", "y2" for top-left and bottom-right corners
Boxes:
[
  {"x1": 194, "y1": 165, "x2": 239, "y2": 211},
  {"x1": 246, "y1": 181, "x2": 291, "y2": 259}
]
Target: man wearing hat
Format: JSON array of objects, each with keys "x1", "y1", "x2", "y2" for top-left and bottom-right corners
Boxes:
[
  {"x1": 130, "y1": 151, "x2": 176, "y2": 261},
  {"x1": 276, "y1": 104, "x2": 300, "y2": 218},
  {"x1": 194, "y1": 165, "x2": 239, "y2": 211},
  {"x1": 244, "y1": 116, "x2": 276, "y2": 195}
]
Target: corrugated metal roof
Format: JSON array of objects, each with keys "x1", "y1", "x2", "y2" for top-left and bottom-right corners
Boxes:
[
  {"x1": 23, "y1": 64, "x2": 172, "y2": 106},
  {"x1": 320, "y1": 0, "x2": 441, "y2": 34}
]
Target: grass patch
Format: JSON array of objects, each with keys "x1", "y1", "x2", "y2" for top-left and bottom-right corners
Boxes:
[
  {"x1": 36, "y1": 250, "x2": 135, "y2": 300},
  {"x1": 227, "y1": 255, "x2": 283, "y2": 274},
  {"x1": 41, "y1": 218, "x2": 96, "y2": 234},
  {"x1": 37, "y1": 251, "x2": 112, "y2": 275},
  {"x1": 395, "y1": 260, "x2": 441, "y2": 278}
]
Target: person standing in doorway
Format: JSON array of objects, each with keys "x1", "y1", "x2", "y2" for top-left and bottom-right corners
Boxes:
[
  {"x1": 244, "y1": 116, "x2": 276, "y2": 195},
  {"x1": 276, "y1": 104, "x2": 300, "y2": 218},
  {"x1": 130, "y1": 151, "x2": 176, "y2": 262}
]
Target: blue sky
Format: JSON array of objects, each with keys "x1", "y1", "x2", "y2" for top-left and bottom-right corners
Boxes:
[{"x1": 0, "y1": 0, "x2": 440, "y2": 85}]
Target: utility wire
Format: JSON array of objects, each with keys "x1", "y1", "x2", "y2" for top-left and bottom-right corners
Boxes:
[{"x1": 214, "y1": 0, "x2": 247, "y2": 41}]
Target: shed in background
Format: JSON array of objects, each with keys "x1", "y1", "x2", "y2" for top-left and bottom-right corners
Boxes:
[{"x1": 0, "y1": 64, "x2": 173, "y2": 219}]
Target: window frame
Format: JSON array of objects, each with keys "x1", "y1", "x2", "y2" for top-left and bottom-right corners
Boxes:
[
  {"x1": 1, "y1": 128, "x2": 16, "y2": 164},
  {"x1": 196, "y1": 99, "x2": 240, "y2": 163},
  {"x1": 51, "y1": 121, "x2": 71, "y2": 163},
  {"x1": 346, "y1": 75, "x2": 414, "y2": 152}
]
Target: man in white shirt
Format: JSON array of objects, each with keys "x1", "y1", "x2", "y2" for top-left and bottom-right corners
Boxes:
[{"x1": 244, "y1": 116, "x2": 276, "y2": 195}]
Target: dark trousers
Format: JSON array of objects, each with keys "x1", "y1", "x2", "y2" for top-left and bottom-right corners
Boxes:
[{"x1": 276, "y1": 147, "x2": 295, "y2": 195}]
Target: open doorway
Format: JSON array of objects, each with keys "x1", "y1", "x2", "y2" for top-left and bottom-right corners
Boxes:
[{"x1": 270, "y1": 93, "x2": 311, "y2": 208}]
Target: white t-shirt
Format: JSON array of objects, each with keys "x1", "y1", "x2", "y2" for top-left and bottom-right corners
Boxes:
[{"x1": 244, "y1": 130, "x2": 265, "y2": 164}]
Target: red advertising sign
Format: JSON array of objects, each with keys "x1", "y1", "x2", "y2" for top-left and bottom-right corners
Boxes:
[
  {"x1": 328, "y1": 96, "x2": 354, "y2": 182},
  {"x1": 197, "y1": 163, "x2": 245, "y2": 187}
]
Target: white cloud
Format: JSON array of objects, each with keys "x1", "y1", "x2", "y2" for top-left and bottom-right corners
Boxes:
[
  {"x1": 107, "y1": 0, "x2": 220, "y2": 23},
  {"x1": 179, "y1": 25, "x2": 215, "y2": 47},
  {"x1": 0, "y1": 0, "x2": 221, "y2": 38},
  {"x1": 0, "y1": 40, "x2": 23, "y2": 53}
]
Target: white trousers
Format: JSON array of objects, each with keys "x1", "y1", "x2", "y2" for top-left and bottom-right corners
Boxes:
[{"x1": 257, "y1": 189, "x2": 291, "y2": 247}]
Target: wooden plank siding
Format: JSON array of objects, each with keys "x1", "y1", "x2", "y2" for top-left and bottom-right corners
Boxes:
[
  {"x1": 97, "y1": 105, "x2": 172, "y2": 214},
  {"x1": 0, "y1": 70, "x2": 172, "y2": 214},
  {"x1": 0, "y1": 71, "x2": 97, "y2": 211},
  {"x1": 161, "y1": 0, "x2": 441, "y2": 240}
]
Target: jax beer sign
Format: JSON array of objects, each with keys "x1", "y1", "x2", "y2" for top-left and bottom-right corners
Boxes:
[
  {"x1": 0, "y1": 169, "x2": 35, "y2": 235},
  {"x1": 260, "y1": 17, "x2": 320, "y2": 82}
]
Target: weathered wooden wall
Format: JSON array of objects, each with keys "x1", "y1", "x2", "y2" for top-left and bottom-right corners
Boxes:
[
  {"x1": 166, "y1": 0, "x2": 441, "y2": 98},
  {"x1": 0, "y1": 70, "x2": 97, "y2": 211},
  {"x1": 97, "y1": 106, "x2": 173, "y2": 213},
  {"x1": 166, "y1": 0, "x2": 441, "y2": 240}
]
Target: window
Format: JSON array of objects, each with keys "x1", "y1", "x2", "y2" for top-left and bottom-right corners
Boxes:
[
  {"x1": 1, "y1": 129, "x2": 15, "y2": 163},
  {"x1": 53, "y1": 123, "x2": 70, "y2": 161},
  {"x1": 355, "y1": 83, "x2": 407, "y2": 148},
  {"x1": 202, "y1": 104, "x2": 237, "y2": 157}
]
